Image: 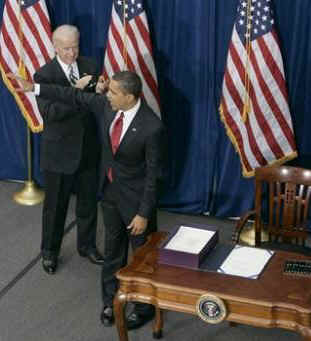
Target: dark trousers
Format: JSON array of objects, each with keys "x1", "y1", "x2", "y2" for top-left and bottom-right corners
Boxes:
[
  {"x1": 100, "y1": 182, "x2": 156, "y2": 314},
  {"x1": 41, "y1": 165, "x2": 98, "y2": 258}
]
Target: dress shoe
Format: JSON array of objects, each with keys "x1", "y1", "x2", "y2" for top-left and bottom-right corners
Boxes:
[
  {"x1": 42, "y1": 257, "x2": 57, "y2": 275},
  {"x1": 126, "y1": 311, "x2": 155, "y2": 330},
  {"x1": 79, "y1": 249, "x2": 105, "y2": 265},
  {"x1": 100, "y1": 306, "x2": 114, "y2": 327}
]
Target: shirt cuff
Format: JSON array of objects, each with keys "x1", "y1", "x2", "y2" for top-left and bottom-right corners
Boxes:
[{"x1": 34, "y1": 84, "x2": 40, "y2": 95}]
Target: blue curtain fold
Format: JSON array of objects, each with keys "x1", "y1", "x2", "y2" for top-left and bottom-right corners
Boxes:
[
  {"x1": 1, "y1": 0, "x2": 311, "y2": 218},
  {"x1": 146, "y1": 0, "x2": 217, "y2": 213}
]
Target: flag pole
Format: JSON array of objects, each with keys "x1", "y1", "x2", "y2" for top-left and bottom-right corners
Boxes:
[
  {"x1": 242, "y1": 0, "x2": 252, "y2": 122},
  {"x1": 13, "y1": 125, "x2": 45, "y2": 205},
  {"x1": 13, "y1": 0, "x2": 44, "y2": 206},
  {"x1": 122, "y1": 0, "x2": 128, "y2": 70},
  {"x1": 238, "y1": 0, "x2": 268, "y2": 245}
]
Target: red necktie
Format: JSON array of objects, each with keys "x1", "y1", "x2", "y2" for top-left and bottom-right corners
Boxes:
[{"x1": 108, "y1": 112, "x2": 124, "y2": 182}]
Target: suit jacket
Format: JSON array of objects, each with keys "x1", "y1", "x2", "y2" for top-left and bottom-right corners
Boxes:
[
  {"x1": 34, "y1": 56, "x2": 100, "y2": 174},
  {"x1": 39, "y1": 84, "x2": 165, "y2": 222}
]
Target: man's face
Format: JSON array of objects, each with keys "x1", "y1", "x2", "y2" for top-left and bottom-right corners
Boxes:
[
  {"x1": 106, "y1": 79, "x2": 130, "y2": 111},
  {"x1": 54, "y1": 33, "x2": 79, "y2": 65}
]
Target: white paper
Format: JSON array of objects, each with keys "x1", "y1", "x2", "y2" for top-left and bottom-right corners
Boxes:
[
  {"x1": 217, "y1": 246, "x2": 274, "y2": 279},
  {"x1": 164, "y1": 226, "x2": 216, "y2": 254}
]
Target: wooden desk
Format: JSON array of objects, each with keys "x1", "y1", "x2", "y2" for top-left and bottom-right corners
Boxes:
[{"x1": 114, "y1": 232, "x2": 311, "y2": 341}]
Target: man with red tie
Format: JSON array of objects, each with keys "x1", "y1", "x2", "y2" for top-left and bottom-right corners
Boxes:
[
  {"x1": 9, "y1": 70, "x2": 165, "y2": 330},
  {"x1": 97, "y1": 72, "x2": 164, "y2": 330}
]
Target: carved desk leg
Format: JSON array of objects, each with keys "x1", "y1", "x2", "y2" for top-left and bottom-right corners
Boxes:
[
  {"x1": 152, "y1": 306, "x2": 163, "y2": 339},
  {"x1": 114, "y1": 291, "x2": 128, "y2": 341},
  {"x1": 299, "y1": 326, "x2": 311, "y2": 341}
]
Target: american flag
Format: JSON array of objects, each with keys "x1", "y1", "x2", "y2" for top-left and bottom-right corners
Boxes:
[
  {"x1": 0, "y1": 0, "x2": 54, "y2": 132},
  {"x1": 220, "y1": 0, "x2": 297, "y2": 177},
  {"x1": 103, "y1": 0, "x2": 161, "y2": 117}
]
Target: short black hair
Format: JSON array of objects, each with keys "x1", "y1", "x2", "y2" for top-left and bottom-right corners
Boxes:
[{"x1": 112, "y1": 71, "x2": 142, "y2": 99}]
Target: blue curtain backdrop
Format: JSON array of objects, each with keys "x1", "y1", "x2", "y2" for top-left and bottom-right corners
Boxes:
[{"x1": 0, "y1": 0, "x2": 310, "y2": 217}]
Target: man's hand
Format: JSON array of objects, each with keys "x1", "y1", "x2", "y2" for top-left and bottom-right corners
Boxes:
[
  {"x1": 127, "y1": 215, "x2": 148, "y2": 235},
  {"x1": 7, "y1": 73, "x2": 34, "y2": 92},
  {"x1": 75, "y1": 75, "x2": 92, "y2": 89},
  {"x1": 96, "y1": 75, "x2": 109, "y2": 94}
]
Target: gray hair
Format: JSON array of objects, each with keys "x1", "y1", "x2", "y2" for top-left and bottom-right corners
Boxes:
[
  {"x1": 52, "y1": 25, "x2": 80, "y2": 44},
  {"x1": 112, "y1": 71, "x2": 142, "y2": 99}
]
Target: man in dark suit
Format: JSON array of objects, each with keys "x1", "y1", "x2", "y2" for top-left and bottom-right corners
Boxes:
[
  {"x1": 34, "y1": 25, "x2": 104, "y2": 275},
  {"x1": 93, "y1": 72, "x2": 164, "y2": 330},
  {"x1": 10, "y1": 69, "x2": 164, "y2": 330}
]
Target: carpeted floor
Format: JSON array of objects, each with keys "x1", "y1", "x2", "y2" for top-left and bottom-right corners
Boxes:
[{"x1": 0, "y1": 181, "x2": 301, "y2": 341}]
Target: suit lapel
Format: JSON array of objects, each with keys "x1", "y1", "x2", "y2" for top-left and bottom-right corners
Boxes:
[
  {"x1": 53, "y1": 57, "x2": 71, "y2": 86},
  {"x1": 117, "y1": 104, "x2": 145, "y2": 152},
  {"x1": 106, "y1": 111, "x2": 117, "y2": 154},
  {"x1": 53, "y1": 56, "x2": 85, "y2": 85}
]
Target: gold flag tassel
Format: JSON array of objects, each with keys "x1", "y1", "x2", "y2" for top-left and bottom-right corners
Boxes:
[
  {"x1": 17, "y1": 59, "x2": 27, "y2": 80},
  {"x1": 17, "y1": 1, "x2": 27, "y2": 81},
  {"x1": 13, "y1": 1, "x2": 44, "y2": 206}
]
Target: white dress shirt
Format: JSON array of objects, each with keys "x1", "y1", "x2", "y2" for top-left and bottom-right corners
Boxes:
[
  {"x1": 34, "y1": 57, "x2": 80, "y2": 95},
  {"x1": 110, "y1": 98, "x2": 141, "y2": 142},
  {"x1": 56, "y1": 56, "x2": 79, "y2": 83}
]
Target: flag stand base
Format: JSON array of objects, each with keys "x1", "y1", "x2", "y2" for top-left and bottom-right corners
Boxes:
[
  {"x1": 239, "y1": 223, "x2": 269, "y2": 246},
  {"x1": 13, "y1": 181, "x2": 44, "y2": 206}
]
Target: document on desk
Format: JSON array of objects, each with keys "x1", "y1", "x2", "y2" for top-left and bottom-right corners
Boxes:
[
  {"x1": 217, "y1": 245, "x2": 274, "y2": 279},
  {"x1": 164, "y1": 226, "x2": 216, "y2": 254}
]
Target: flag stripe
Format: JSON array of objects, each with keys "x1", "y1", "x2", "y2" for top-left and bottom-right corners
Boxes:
[
  {"x1": 125, "y1": 21, "x2": 160, "y2": 107},
  {"x1": 106, "y1": 41, "x2": 120, "y2": 73},
  {"x1": 225, "y1": 63, "x2": 267, "y2": 166},
  {"x1": 33, "y1": 1, "x2": 52, "y2": 41},
  {"x1": 109, "y1": 6, "x2": 159, "y2": 112},
  {"x1": 258, "y1": 35, "x2": 287, "y2": 102},
  {"x1": 2, "y1": 5, "x2": 38, "y2": 75},
  {"x1": 22, "y1": 9, "x2": 50, "y2": 62},
  {"x1": 220, "y1": 1, "x2": 296, "y2": 177},
  {"x1": 103, "y1": 0, "x2": 160, "y2": 117},
  {"x1": 6, "y1": 4, "x2": 39, "y2": 73},
  {"x1": 0, "y1": 55, "x2": 39, "y2": 126},
  {"x1": 248, "y1": 48, "x2": 291, "y2": 157},
  {"x1": 228, "y1": 32, "x2": 284, "y2": 164},
  {"x1": 223, "y1": 62, "x2": 264, "y2": 168},
  {"x1": 251, "y1": 39, "x2": 296, "y2": 152},
  {"x1": 110, "y1": 19, "x2": 128, "y2": 70},
  {"x1": 0, "y1": 0, "x2": 54, "y2": 132},
  {"x1": 0, "y1": 24, "x2": 19, "y2": 66},
  {"x1": 127, "y1": 19, "x2": 160, "y2": 103},
  {"x1": 134, "y1": 15, "x2": 152, "y2": 55},
  {"x1": 230, "y1": 34, "x2": 285, "y2": 159},
  {"x1": 221, "y1": 94, "x2": 253, "y2": 172}
]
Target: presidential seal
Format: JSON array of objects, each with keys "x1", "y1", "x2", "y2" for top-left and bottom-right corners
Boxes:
[{"x1": 196, "y1": 294, "x2": 227, "y2": 324}]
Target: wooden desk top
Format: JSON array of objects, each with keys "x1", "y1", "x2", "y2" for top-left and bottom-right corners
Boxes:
[{"x1": 118, "y1": 232, "x2": 311, "y2": 312}]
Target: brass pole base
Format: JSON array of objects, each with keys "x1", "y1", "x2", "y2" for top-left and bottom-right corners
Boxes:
[
  {"x1": 13, "y1": 181, "x2": 45, "y2": 206},
  {"x1": 239, "y1": 223, "x2": 269, "y2": 246}
]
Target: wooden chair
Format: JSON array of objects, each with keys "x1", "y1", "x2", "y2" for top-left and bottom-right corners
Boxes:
[{"x1": 232, "y1": 165, "x2": 311, "y2": 253}]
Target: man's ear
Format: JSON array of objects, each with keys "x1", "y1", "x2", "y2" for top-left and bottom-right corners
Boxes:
[{"x1": 127, "y1": 93, "x2": 135, "y2": 103}]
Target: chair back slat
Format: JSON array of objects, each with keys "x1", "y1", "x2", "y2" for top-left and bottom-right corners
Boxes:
[
  {"x1": 295, "y1": 184, "x2": 304, "y2": 227},
  {"x1": 269, "y1": 182, "x2": 279, "y2": 228},
  {"x1": 255, "y1": 166, "x2": 311, "y2": 246},
  {"x1": 283, "y1": 182, "x2": 296, "y2": 228},
  {"x1": 304, "y1": 186, "x2": 311, "y2": 223}
]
